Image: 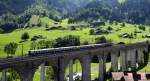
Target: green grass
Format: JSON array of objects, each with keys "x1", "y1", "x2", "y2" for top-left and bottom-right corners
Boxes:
[
  {"x1": 33, "y1": 69, "x2": 41, "y2": 81},
  {"x1": 40, "y1": 17, "x2": 79, "y2": 27},
  {"x1": 0, "y1": 17, "x2": 150, "y2": 80},
  {"x1": 0, "y1": 22, "x2": 150, "y2": 58},
  {"x1": 29, "y1": 15, "x2": 40, "y2": 26},
  {"x1": 0, "y1": 27, "x2": 93, "y2": 58},
  {"x1": 139, "y1": 62, "x2": 150, "y2": 72},
  {"x1": 40, "y1": 17, "x2": 56, "y2": 26}
]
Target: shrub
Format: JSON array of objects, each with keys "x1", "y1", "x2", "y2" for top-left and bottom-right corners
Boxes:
[
  {"x1": 121, "y1": 23, "x2": 125, "y2": 27},
  {"x1": 89, "y1": 29, "x2": 95, "y2": 35},
  {"x1": 138, "y1": 25, "x2": 146, "y2": 31},
  {"x1": 21, "y1": 32, "x2": 30, "y2": 41},
  {"x1": 53, "y1": 35, "x2": 80, "y2": 47},
  {"x1": 30, "y1": 40, "x2": 54, "y2": 50},
  {"x1": 114, "y1": 21, "x2": 118, "y2": 25},
  {"x1": 107, "y1": 26, "x2": 113, "y2": 31},
  {"x1": 83, "y1": 41, "x2": 89, "y2": 45},
  {"x1": 95, "y1": 36, "x2": 107, "y2": 44}
]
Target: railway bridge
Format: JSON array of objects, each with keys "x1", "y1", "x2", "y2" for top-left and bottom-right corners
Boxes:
[{"x1": 0, "y1": 41, "x2": 149, "y2": 81}]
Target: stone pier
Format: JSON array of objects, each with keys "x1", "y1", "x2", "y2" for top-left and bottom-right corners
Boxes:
[
  {"x1": 1, "y1": 69, "x2": 6, "y2": 81},
  {"x1": 111, "y1": 52, "x2": 118, "y2": 72},
  {"x1": 120, "y1": 50, "x2": 128, "y2": 71},
  {"x1": 19, "y1": 68, "x2": 36, "y2": 81},
  {"x1": 137, "y1": 49, "x2": 144, "y2": 66},
  {"x1": 130, "y1": 49, "x2": 137, "y2": 70},
  {"x1": 58, "y1": 58, "x2": 66, "y2": 81},
  {"x1": 69, "y1": 60, "x2": 73, "y2": 81},
  {"x1": 40, "y1": 63, "x2": 45, "y2": 81},
  {"x1": 127, "y1": 50, "x2": 131, "y2": 63},
  {"x1": 98, "y1": 55, "x2": 106, "y2": 81},
  {"x1": 82, "y1": 56, "x2": 91, "y2": 81}
]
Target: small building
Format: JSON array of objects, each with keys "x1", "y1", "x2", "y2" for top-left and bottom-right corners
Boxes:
[
  {"x1": 67, "y1": 26, "x2": 76, "y2": 31},
  {"x1": 120, "y1": 33, "x2": 130, "y2": 38},
  {"x1": 90, "y1": 21, "x2": 105, "y2": 27},
  {"x1": 31, "y1": 35, "x2": 46, "y2": 41},
  {"x1": 95, "y1": 30, "x2": 103, "y2": 35},
  {"x1": 54, "y1": 22, "x2": 59, "y2": 24},
  {"x1": 46, "y1": 26, "x2": 58, "y2": 31},
  {"x1": 145, "y1": 34, "x2": 150, "y2": 38},
  {"x1": 123, "y1": 73, "x2": 134, "y2": 81},
  {"x1": 112, "y1": 72, "x2": 150, "y2": 81},
  {"x1": 112, "y1": 72, "x2": 124, "y2": 81}
]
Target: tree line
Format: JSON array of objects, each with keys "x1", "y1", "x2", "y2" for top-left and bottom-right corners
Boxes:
[{"x1": 68, "y1": 0, "x2": 150, "y2": 25}]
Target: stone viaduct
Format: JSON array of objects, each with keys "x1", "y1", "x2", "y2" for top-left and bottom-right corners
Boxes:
[{"x1": 0, "y1": 41, "x2": 149, "y2": 81}]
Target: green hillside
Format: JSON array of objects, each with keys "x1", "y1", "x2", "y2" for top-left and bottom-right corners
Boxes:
[
  {"x1": 0, "y1": 19, "x2": 150, "y2": 58},
  {"x1": 0, "y1": 0, "x2": 150, "y2": 81}
]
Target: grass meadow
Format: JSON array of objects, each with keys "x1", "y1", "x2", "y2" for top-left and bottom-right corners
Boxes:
[
  {"x1": 0, "y1": 17, "x2": 150, "y2": 80},
  {"x1": 0, "y1": 22, "x2": 150, "y2": 58}
]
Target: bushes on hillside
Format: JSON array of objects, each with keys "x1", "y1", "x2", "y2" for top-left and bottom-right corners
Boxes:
[
  {"x1": 107, "y1": 26, "x2": 113, "y2": 31},
  {"x1": 0, "y1": 22, "x2": 18, "y2": 33},
  {"x1": 53, "y1": 35, "x2": 80, "y2": 48},
  {"x1": 30, "y1": 35, "x2": 80, "y2": 49},
  {"x1": 138, "y1": 25, "x2": 146, "y2": 31},
  {"x1": 83, "y1": 40, "x2": 89, "y2": 45},
  {"x1": 37, "y1": 40, "x2": 54, "y2": 49},
  {"x1": 30, "y1": 40, "x2": 54, "y2": 50},
  {"x1": 89, "y1": 28, "x2": 109, "y2": 35},
  {"x1": 95, "y1": 36, "x2": 107, "y2": 44},
  {"x1": 4, "y1": 42, "x2": 18, "y2": 57},
  {"x1": 120, "y1": 23, "x2": 125, "y2": 27},
  {"x1": 95, "y1": 36, "x2": 112, "y2": 44},
  {"x1": 89, "y1": 29, "x2": 95, "y2": 35},
  {"x1": 21, "y1": 32, "x2": 30, "y2": 41}
]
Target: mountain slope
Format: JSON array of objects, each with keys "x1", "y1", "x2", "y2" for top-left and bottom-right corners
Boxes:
[
  {"x1": 0, "y1": 0, "x2": 150, "y2": 33},
  {"x1": 0, "y1": 0, "x2": 35, "y2": 15},
  {"x1": 68, "y1": 0, "x2": 150, "y2": 25},
  {"x1": 0, "y1": 0, "x2": 93, "y2": 16}
]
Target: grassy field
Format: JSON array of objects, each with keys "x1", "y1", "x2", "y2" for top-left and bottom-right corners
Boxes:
[
  {"x1": 0, "y1": 17, "x2": 150, "y2": 80},
  {"x1": 0, "y1": 21, "x2": 150, "y2": 58},
  {"x1": 139, "y1": 62, "x2": 150, "y2": 72}
]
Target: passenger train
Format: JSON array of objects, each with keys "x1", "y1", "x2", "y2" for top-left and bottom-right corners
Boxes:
[{"x1": 28, "y1": 43, "x2": 112, "y2": 56}]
